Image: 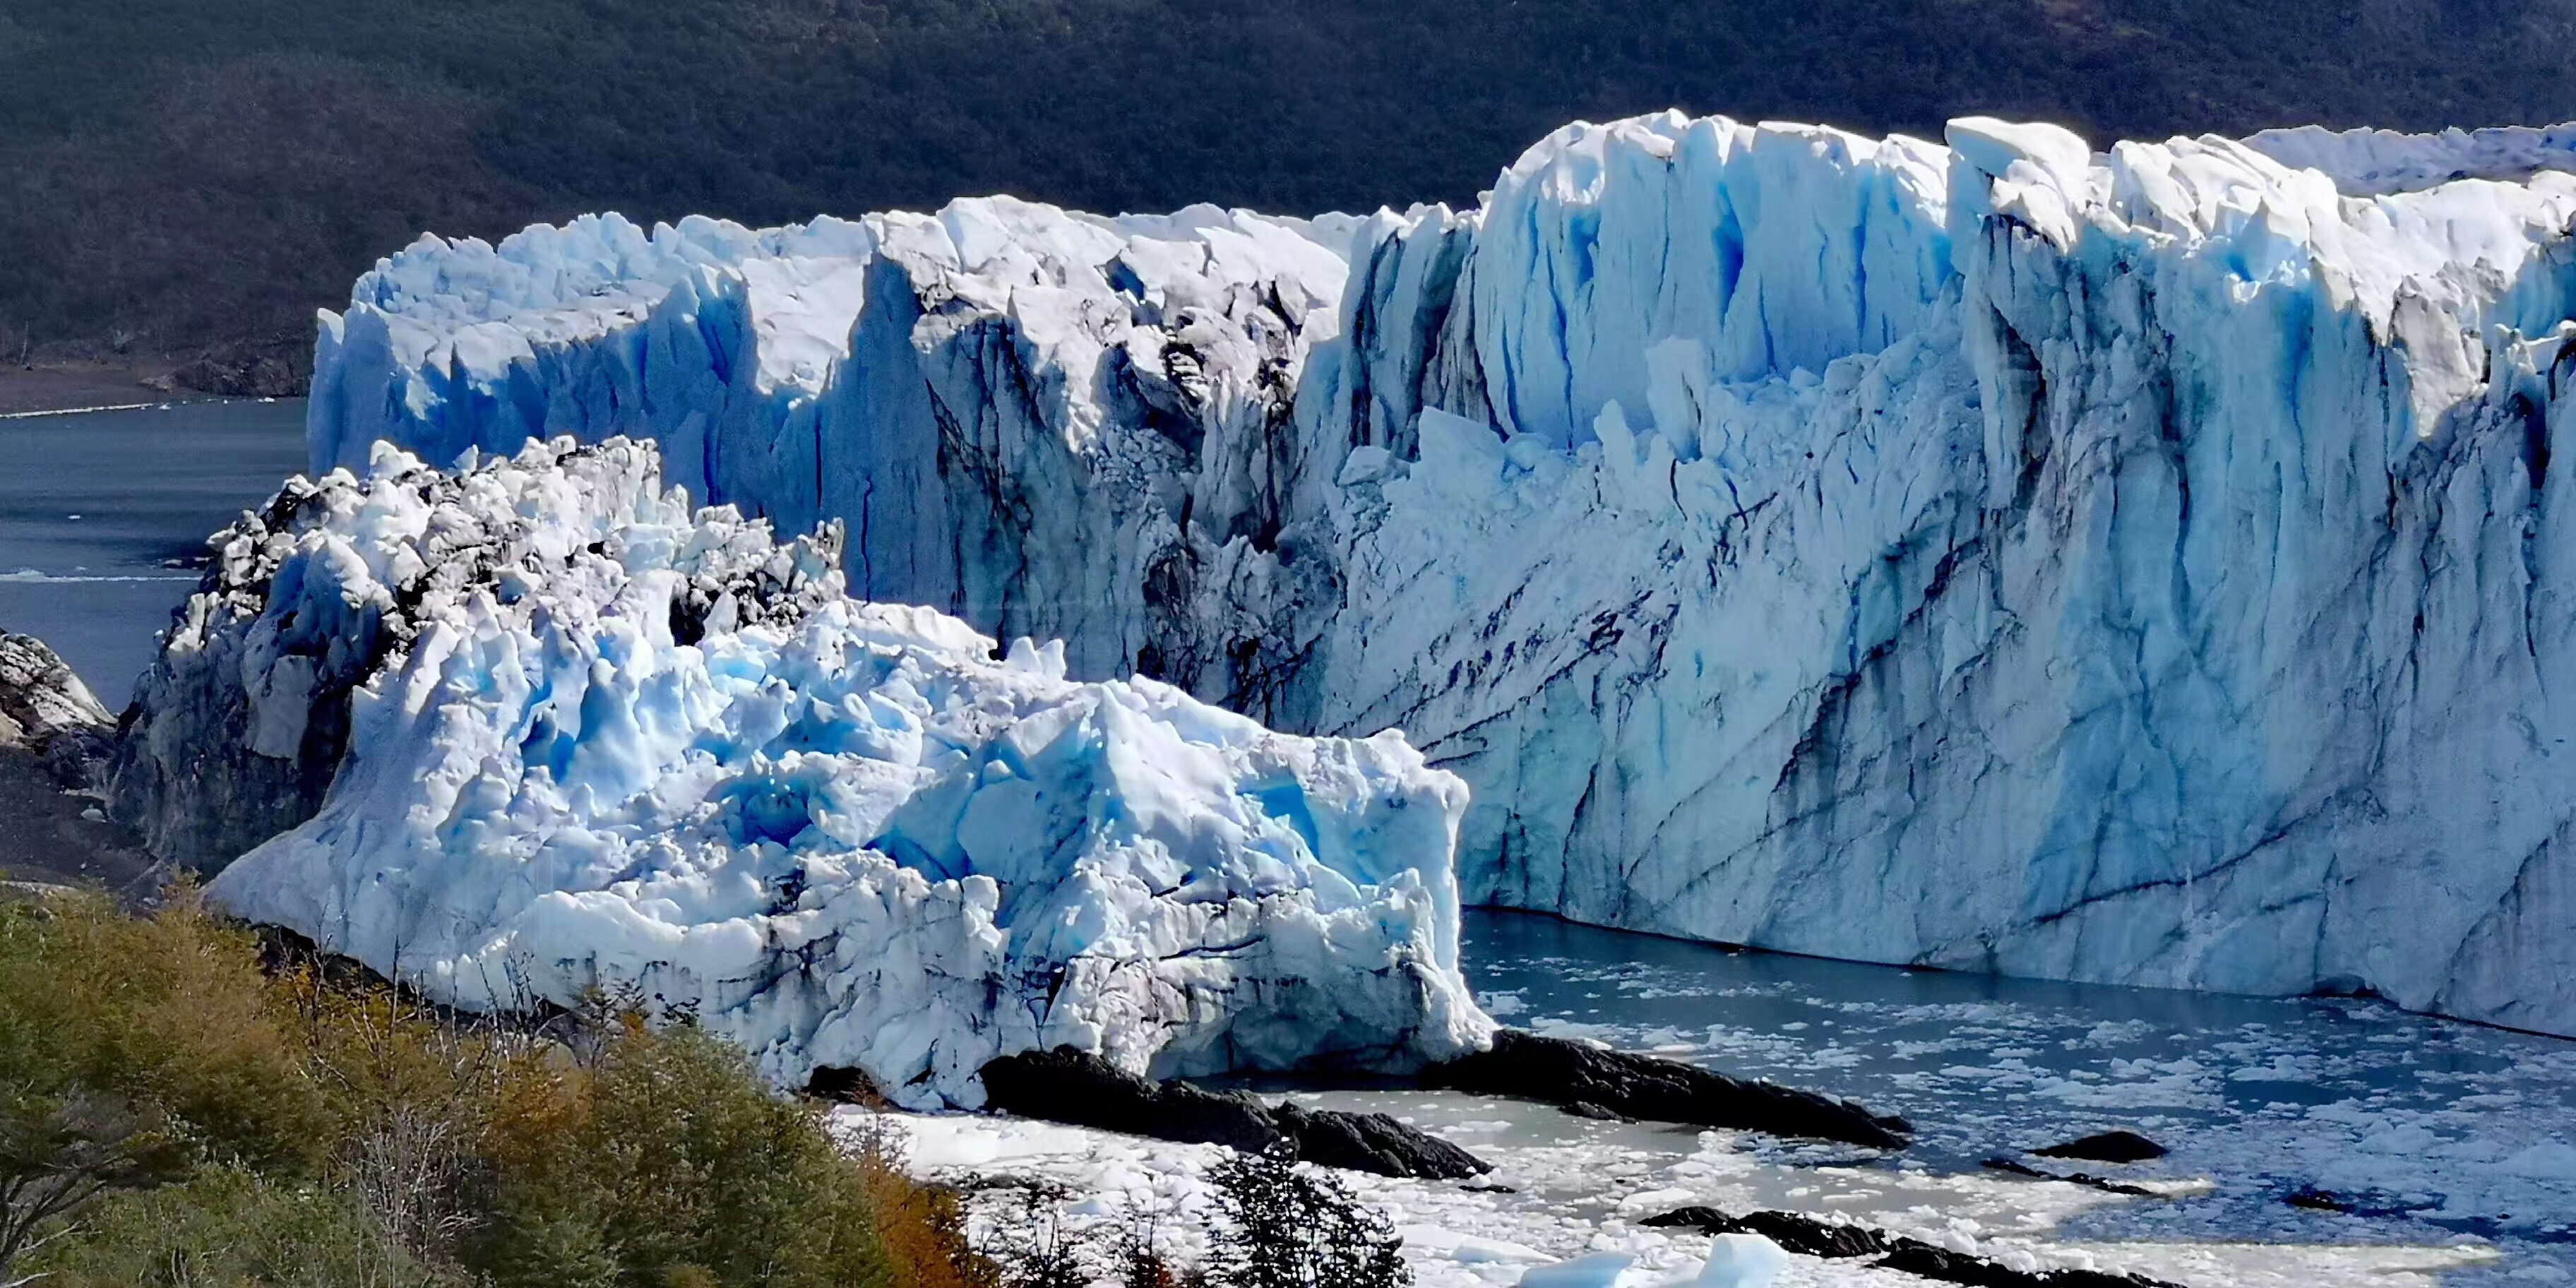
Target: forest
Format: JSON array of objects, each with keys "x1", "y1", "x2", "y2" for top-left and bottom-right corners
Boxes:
[{"x1": 7, "y1": 0, "x2": 2576, "y2": 372}]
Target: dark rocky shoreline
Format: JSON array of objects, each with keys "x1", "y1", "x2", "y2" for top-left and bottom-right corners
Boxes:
[
  {"x1": 975, "y1": 1046, "x2": 1491, "y2": 1181},
  {"x1": 0, "y1": 631, "x2": 155, "y2": 893},
  {"x1": 1424, "y1": 1027, "x2": 1913, "y2": 1151},
  {"x1": 962, "y1": 1027, "x2": 1917, "y2": 1181}
]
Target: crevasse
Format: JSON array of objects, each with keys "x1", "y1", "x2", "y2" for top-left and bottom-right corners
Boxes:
[{"x1": 292, "y1": 112, "x2": 2576, "y2": 1036}]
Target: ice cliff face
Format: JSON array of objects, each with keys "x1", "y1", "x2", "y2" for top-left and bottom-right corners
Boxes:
[
  {"x1": 309, "y1": 201, "x2": 1359, "y2": 720},
  {"x1": 306, "y1": 210, "x2": 879, "y2": 503},
  {"x1": 1319, "y1": 114, "x2": 2576, "y2": 1035},
  {"x1": 140, "y1": 436, "x2": 1482, "y2": 1105},
  {"x1": 302, "y1": 114, "x2": 2576, "y2": 1036}
]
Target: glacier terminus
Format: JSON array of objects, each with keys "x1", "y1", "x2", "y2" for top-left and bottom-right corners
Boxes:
[{"x1": 271, "y1": 111, "x2": 2576, "y2": 1042}]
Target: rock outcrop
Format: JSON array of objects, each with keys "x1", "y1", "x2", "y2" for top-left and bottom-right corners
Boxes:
[
  {"x1": 0, "y1": 631, "x2": 148, "y2": 889},
  {"x1": 1642, "y1": 1207, "x2": 2181, "y2": 1288},
  {"x1": 978, "y1": 1045, "x2": 1489, "y2": 1179},
  {"x1": 1422, "y1": 1029, "x2": 1911, "y2": 1151},
  {"x1": 0, "y1": 630, "x2": 112, "y2": 752}
]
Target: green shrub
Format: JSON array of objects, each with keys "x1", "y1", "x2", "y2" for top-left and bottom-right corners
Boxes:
[
  {"x1": 32, "y1": 1164, "x2": 474, "y2": 1288},
  {"x1": 1, "y1": 891, "x2": 329, "y2": 1278},
  {"x1": 0, "y1": 891, "x2": 330, "y2": 1177},
  {"x1": 473, "y1": 1015, "x2": 899, "y2": 1288},
  {"x1": 4, "y1": 892, "x2": 980, "y2": 1288}
]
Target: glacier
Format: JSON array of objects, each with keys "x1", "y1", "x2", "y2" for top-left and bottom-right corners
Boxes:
[
  {"x1": 288, "y1": 112, "x2": 2576, "y2": 1037},
  {"x1": 141, "y1": 435, "x2": 1486, "y2": 1107}
]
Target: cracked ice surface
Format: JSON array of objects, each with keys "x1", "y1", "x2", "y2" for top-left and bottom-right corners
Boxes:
[
  {"x1": 306, "y1": 113, "x2": 2576, "y2": 1037},
  {"x1": 184, "y1": 436, "x2": 1488, "y2": 1107}
]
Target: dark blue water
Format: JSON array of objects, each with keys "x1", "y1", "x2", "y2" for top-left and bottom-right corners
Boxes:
[
  {"x1": 1462, "y1": 909, "x2": 2576, "y2": 1282},
  {"x1": 0, "y1": 400, "x2": 309, "y2": 707}
]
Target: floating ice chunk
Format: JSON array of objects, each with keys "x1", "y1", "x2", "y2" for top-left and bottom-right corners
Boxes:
[
  {"x1": 1692, "y1": 1235, "x2": 1787, "y2": 1288},
  {"x1": 1516, "y1": 1251, "x2": 1639, "y2": 1288}
]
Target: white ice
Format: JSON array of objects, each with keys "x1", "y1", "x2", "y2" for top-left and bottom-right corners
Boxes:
[{"x1": 195, "y1": 436, "x2": 1489, "y2": 1107}]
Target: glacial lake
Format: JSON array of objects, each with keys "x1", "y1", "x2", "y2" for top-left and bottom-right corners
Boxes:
[
  {"x1": 10, "y1": 399, "x2": 2572, "y2": 1282},
  {"x1": 0, "y1": 398, "x2": 309, "y2": 708}
]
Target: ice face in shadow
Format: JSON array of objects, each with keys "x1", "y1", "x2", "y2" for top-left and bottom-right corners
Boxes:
[
  {"x1": 162, "y1": 436, "x2": 1485, "y2": 1107},
  {"x1": 301, "y1": 112, "x2": 2576, "y2": 1037}
]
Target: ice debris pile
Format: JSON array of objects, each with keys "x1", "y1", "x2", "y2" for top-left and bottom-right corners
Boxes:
[
  {"x1": 304, "y1": 112, "x2": 2576, "y2": 1037},
  {"x1": 135, "y1": 436, "x2": 1484, "y2": 1106}
]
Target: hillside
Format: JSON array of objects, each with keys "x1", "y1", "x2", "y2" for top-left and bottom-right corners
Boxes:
[{"x1": 7, "y1": 0, "x2": 2576, "y2": 378}]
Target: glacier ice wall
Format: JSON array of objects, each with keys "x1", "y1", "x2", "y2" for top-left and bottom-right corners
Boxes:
[
  {"x1": 1313, "y1": 113, "x2": 2576, "y2": 1035},
  {"x1": 306, "y1": 210, "x2": 880, "y2": 515},
  {"x1": 311, "y1": 199, "x2": 1361, "y2": 721},
  {"x1": 2242, "y1": 121, "x2": 2576, "y2": 198},
  {"x1": 302, "y1": 114, "x2": 2576, "y2": 1034},
  {"x1": 821, "y1": 201, "x2": 1356, "y2": 715},
  {"x1": 156, "y1": 436, "x2": 1486, "y2": 1106}
]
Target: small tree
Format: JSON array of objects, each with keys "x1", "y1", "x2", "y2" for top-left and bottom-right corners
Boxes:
[
  {"x1": 979, "y1": 1188, "x2": 1090, "y2": 1288},
  {"x1": 0, "y1": 1090, "x2": 191, "y2": 1284},
  {"x1": 472, "y1": 1015, "x2": 899, "y2": 1287},
  {"x1": 0, "y1": 890, "x2": 322, "y2": 1285},
  {"x1": 1114, "y1": 1202, "x2": 1186, "y2": 1288},
  {"x1": 1205, "y1": 1143, "x2": 1407, "y2": 1288}
]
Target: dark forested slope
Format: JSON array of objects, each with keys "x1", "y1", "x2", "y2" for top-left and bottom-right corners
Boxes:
[{"x1": 8, "y1": 0, "x2": 2576, "y2": 371}]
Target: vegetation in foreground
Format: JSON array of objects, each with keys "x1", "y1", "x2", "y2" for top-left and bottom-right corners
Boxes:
[
  {"x1": 0, "y1": 887, "x2": 982, "y2": 1288},
  {"x1": 0, "y1": 888, "x2": 1417, "y2": 1288}
]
